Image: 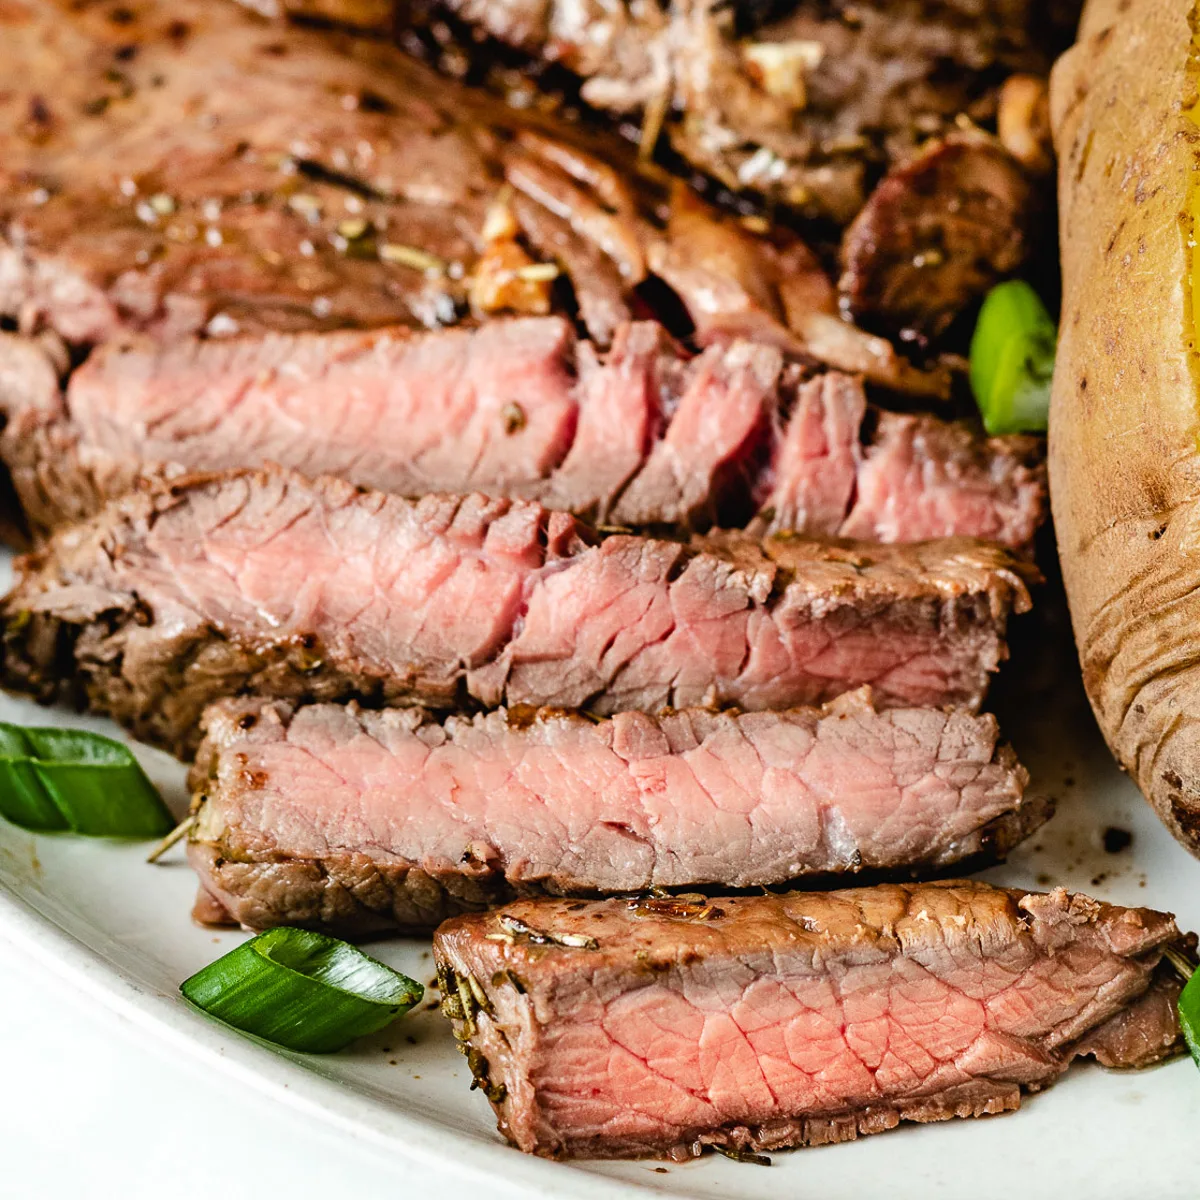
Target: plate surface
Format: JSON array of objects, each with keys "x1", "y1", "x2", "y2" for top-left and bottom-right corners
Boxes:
[{"x1": 1, "y1": 548, "x2": 1198, "y2": 1198}]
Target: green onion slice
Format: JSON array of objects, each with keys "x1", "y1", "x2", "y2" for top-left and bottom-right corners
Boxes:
[
  {"x1": 969, "y1": 279, "x2": 1056, "y2": 435},
  {"x1": 1177, "y1": 957, "x2": 1200, "y2": 1068},
  {"x1": 181, "y1": 927, "x2": 424, "y2": 1053},
  {"x1": 0, "y1": 723, "x2": 173, "y2": 837}
]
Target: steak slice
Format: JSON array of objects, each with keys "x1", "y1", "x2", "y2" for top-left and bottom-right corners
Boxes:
[
  {"x1": 432, "y1": 882, "x2": 1187, "y2": 1160},
  {"x1": 607, "y1": 339, "x2": 781, "y2": 529},
  {"x1": 0, "y1": 467, "x2": 1032, "y2": 757},
  {"x1": 185, "y1": 689, "x2": 1044, "y2": 933},
  {"x1": 1068, "y1": 966, "x2": 1189, "y2": 1069},
  {"x1": 0, "y1": 329, "x2": 1046, "y2": 544},
  {"x1": 755, "y1": 372, "x2": 1044, "y2": 545},
  {"x1": 33, "y1": 317, "x2": 581, "y2": 513},
  {"x1": 535, "y1": 322, "x2": 669, "y2": 521}
]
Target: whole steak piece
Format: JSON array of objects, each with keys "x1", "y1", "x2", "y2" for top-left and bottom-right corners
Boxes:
[
  {"x1": 0, "y1": 467, "x2": 1033, "y2": 756},
  {"x1": 185, "y1": 691, "x2": 1045, "y2": 932},
  {"x1": 0, "y1": 0, "x2": 948, "y2": 385},
  {"x1": 433, "y1": 882, "x2": 1188, "y2": 1159},
  {"x1": 0, "y1": 0, "x2": 733, "y2": 344}
]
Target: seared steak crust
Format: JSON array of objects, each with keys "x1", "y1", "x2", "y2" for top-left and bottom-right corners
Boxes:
[
  {"x1": 185, "y1": 690, "x2": 1044, "y2": 932},
  {"x1": 0, "y1": 467, "x2": 1033, "y2": 756},
  {"x1": 838, "y1": 132, "x2": 1036, "y2": 341},
  {"x1": 0, "y1": 0, "x2": 953, "y2": 384},
  {"x1": 433, "y1": 882, "x2": 1186, "y2": 1159},
  {"x1": 0, "y1": 0, "x2": 712, "y2": 344}
]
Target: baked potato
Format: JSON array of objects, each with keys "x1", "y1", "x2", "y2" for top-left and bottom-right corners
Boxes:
[{"x1": 1050, "y1": 0, "x2": 1200, "y2": 853}]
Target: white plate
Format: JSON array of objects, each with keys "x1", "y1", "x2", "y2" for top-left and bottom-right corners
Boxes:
[{"x1": 1, "y1": 548, "x2": 1198, "y2": 1199}]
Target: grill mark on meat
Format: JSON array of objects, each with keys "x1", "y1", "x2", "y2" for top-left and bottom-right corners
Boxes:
[{"x1": 292, "y1": 155, "x2": 391, "y2": 203}]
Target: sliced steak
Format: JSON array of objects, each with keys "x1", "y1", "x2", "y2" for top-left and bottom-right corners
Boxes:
[
  {"x1": 1068, "y1": 966, "x2": 1188, "y2": 1070},
  {"x1": 0, "y1": 467, "x2": 1032, "y2": 757},
  {"x1": 433, "y1": 883, "x2": 1186, "y2": 1159},
  {"x1": 537, "y1": 322, "x2": 668, "y2": 520},
  {"x1": 759, "y1": 370, "x2": 866, "y2": 536},
  {"x1": 755, "y1": 373, "x2": 1044, "y2": 545},
  {"x1": 838, "y1": 409, "x2": 1046, "y2": 548},
  {"x1": 607, "y1": 339, "x2": 781, "y2": 529},
  {"x1": 185, "y1": 689, "x2": 1044, "y2": 932},
  {"x1": 40, "y1": 317, "x2": 580, "y2": 509},
  {"x1": 0, "y1": 328, "x2": 1046, "y2": 543}
]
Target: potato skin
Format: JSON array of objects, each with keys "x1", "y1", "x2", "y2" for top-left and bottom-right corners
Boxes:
[{"x1": 1050, "y1": 0, "x2": 1200, "y2": 853}]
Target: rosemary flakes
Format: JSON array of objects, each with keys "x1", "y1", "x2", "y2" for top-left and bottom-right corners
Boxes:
[
  {"x1": 466, "y1": 972, "x2": 495, "y2": 1015},
  {"x1": 455, "y1": 974, "x2": 478, "y2": 1036},
  {"x1": 629, "y1": 894, "x2": 725, "y2": 922},
  {"x1": 379, "y1": 242, "x2": 446, "y2": 273},
  {"x1": 497, "y1": 914, "x2": 598, "y2": 950},
  {"x1": 465, "y1": 1047, "x2": 508, "y2": 1104}
]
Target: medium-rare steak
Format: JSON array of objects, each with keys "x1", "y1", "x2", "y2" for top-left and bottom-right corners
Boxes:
[
  {"x1": 185, "y1": 689, "x2": 1045, "y2": 932},
  {"x1": 755, "y1": 372, "x2": 1045, "y2": 546},
  {"x1": 0, "y1": 0, "x2": 945, "y2": 393},
  {"x1": 0, "y1": 329, "x2": 1046, "y2": 543},
  {"x1": 0, "y1": 467, "x2": 1033, "y2": 757},
  {"x1": 433, "y1": 882, "x2": 1187, "y2": 1159}
]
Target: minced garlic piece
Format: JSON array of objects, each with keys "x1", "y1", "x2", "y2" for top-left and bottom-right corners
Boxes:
[
  {"x1": 468, "y1": 239, "x2": 556, "y2": 317},
  {"x1": 741, "y1": 39, "x2": 825, "y2": 110}
]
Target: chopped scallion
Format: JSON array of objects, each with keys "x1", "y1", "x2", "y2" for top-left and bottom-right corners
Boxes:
[
  {"x1": 969, "y1": 279, "x2": 1056, "y2": 435},
  {"x1": 1173, "y1": 950, "x2": 1200, "y2": 1068},
  {"x1": 181, "y1": 927, "x2": 423, "y2": 1053},
  {"x1": 0, "y1": 723, "x2": 173, "y2": 838}
]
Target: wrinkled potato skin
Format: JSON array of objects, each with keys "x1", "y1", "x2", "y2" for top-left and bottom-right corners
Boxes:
[{"x1": 1050, "y1": 0, "x2": 1200, "y2": 853}]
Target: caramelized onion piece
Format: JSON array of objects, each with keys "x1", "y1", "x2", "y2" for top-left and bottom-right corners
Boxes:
[
  {"x1": 505, "y1": 154, "x2": 647, "y2": 282},
  {"x1": 650, "y1": 185, "x2": 950, "y2": 398}
]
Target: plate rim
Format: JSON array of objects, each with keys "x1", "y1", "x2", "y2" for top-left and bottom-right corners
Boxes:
[{"x1": 0, "y1": 869, "x2": 676, "y2": 1200}]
